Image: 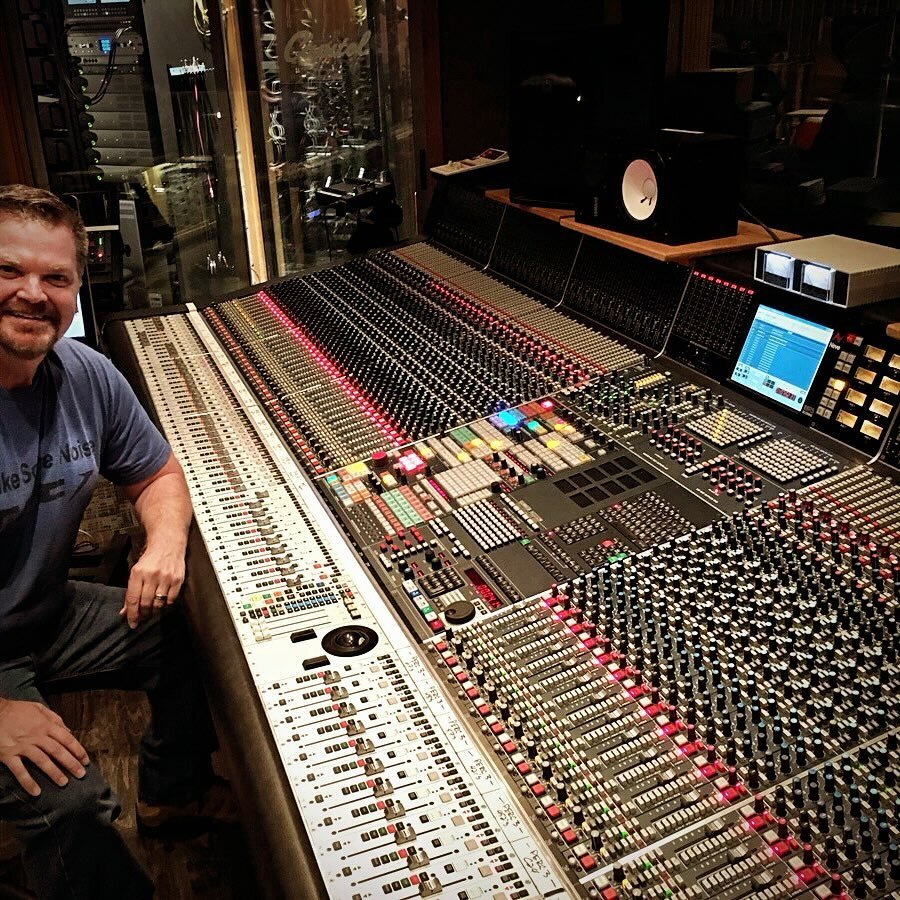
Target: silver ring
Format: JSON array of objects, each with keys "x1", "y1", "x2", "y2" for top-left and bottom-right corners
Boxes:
[{"x1": 153, "y1": 593, "x2": 167, "y2": 602}]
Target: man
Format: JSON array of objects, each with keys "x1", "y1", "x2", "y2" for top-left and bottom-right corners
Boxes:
[{"x1": 0, "y1": 184, "x2": 232, "y2": 899}]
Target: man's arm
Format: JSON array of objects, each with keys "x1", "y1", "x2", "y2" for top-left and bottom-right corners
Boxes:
[{"x1": 120, "y1": 451, "x2": 192, "y2": 628}]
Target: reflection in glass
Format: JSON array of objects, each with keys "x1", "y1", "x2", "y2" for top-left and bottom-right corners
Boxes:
[{"x1": 247, "y1": 0, "x2": 415, "y2": 277}]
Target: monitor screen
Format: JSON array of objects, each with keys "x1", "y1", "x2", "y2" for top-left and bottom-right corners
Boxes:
[
  {"x1": 66, "y1": 292, "x2": 97, "y2": 347},
  {"x1": 731, "y1": 305, "x2": 833, "y2": 413},
  {"x1": 66, "y1": 292, "x2": 87, "y2": 341}
]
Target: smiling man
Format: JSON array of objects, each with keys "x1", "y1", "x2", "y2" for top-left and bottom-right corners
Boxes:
[{"x1": 0, "y1": 185, "x2": 233, "y2": 900}]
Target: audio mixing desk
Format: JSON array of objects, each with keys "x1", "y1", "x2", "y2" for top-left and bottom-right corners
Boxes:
[{"x1": 107, "y1": 183, "x2": 900, "y2": 900}]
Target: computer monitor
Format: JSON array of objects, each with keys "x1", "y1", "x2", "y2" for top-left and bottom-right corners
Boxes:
[
  {"x1": 731, "y1": 304, "x2": 833, "y2": 413},
  {"x1": 65, "y1": 290, "x2": 98, "y2": 348}
]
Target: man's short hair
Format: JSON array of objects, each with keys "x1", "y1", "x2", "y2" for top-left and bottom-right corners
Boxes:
[{"x1": 0, "y1": 184, "x2": 88, "y2": 274}]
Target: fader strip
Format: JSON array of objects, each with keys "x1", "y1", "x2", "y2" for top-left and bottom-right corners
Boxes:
[
  {"x1": 427, "y1": 487, "x2": 899, "y2": 897},
  {"x1": 123, "y1": 310, "x2": 570, "y2": 899}
]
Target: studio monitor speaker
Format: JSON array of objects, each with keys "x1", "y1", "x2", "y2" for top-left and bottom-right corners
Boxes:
[{"x1": 576, "y1": 130, "x2": 742, "y2": 244}]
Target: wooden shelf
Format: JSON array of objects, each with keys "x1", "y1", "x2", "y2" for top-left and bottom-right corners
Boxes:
[
  {"x1": 560, "y1": 217, "x2": 802, "y2": 264},
  {"x1": 482, "y1": 185, "x2": 801, "y2": 264},
  {"x1": 484, "y1": 188, "x2": 573, "y2": 223}
]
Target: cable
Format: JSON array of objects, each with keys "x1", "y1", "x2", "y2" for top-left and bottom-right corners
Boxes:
[
  {"x1": 86, "y1": 29, "x2": 120, "y2": 105},
  {"x1": 739, "y1": 203, "x2": 781, "y2": 243},
  {"x1": 87, "y1": 25, "x2": 132, "y2": 107},
  {"x1": 60, "y1": 24, "x2": 126, "y2": 106}
]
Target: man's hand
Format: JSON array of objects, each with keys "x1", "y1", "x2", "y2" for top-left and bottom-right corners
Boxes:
[
  {"x1": 120, "y1": 453, "x2": 192, "y2": 629},
  {"x1": 119, "y1": 546, "x2": 185, "y2": 629},
  {"x1": 0, "y1": 698, "x2": 90, "y2": 797}
]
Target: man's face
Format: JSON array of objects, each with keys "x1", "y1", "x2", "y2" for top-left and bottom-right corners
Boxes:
[{"x1": 0, "y1": 214, "x2": 80, "y2": 364}]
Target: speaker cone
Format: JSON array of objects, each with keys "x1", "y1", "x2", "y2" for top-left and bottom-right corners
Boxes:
[{"x1": 621, "y1": 157, "x2": 658, "y2": 222}]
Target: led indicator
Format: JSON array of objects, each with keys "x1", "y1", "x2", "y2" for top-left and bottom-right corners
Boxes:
[{"x1": 496, "y1": 409, "x2": 525, "y2": 428}]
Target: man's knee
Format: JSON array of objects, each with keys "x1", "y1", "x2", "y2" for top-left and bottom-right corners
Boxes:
[
  {"x1": 49, "y1": 769, "x2": 120, "y2": 829},
  {"x1": 12, "y1": 767, "x2": 154, "y2": 900},
  {"x1": 13, "y1": 767, "x2": 120, "y2": 841}
]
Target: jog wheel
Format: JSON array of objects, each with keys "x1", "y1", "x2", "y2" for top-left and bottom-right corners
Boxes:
[
  {"x1": 443, "y1": 599, "x2": 476, "y2": 625},
  {"x1": 321, "y1": 625, "x2": 379, "y2": 657}
]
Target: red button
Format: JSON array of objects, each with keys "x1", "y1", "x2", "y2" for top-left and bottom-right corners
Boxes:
[
  {"x1": 770, "y1": 838, "x2": 797, "y2": 856},
  {"x1": 561, "y1": 828, "x2": 577, "y2": 845},
  {"x1": 579, "y1": 854, "x2": 596, "y2": 871},
  {"x1": 797, "y1": 866, "x2": 822, "y2": 884},
  {"x1": 722, "y1": 785, "x2": 746, "y2": 802}
]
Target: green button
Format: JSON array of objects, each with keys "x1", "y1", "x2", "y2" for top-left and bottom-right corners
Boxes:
[{"x1": 449, "y1": 426, "x2": 475, "y2": 443}]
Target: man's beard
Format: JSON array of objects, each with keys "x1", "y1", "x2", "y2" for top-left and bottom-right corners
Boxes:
[{"x1": 0, "y1": 306, "x2": 61, "y2": 360}]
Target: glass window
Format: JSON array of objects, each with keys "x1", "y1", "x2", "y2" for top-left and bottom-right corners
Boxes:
[
  {"x1": 13, "y1": 0, "x2": 415, "y2": 316},
  {"x1": 243, "y1": 0, "x2": 416, "y2": 277}
]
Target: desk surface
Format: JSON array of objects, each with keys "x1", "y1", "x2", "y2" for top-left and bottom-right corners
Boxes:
[
  {"x1": 484, "y1": 188, "x2": 573, "y2": 223},
  {"x1": 484, "y1": 187, "x2": 801, "y2": 264}
]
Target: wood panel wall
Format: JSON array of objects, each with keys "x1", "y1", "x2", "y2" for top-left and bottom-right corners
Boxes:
[{"x1": 0, "y1": 5, "x2": 46, "y2": 187}]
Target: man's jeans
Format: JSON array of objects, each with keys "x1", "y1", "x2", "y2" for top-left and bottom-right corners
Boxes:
[{"x1": 0, "y1": 581, "x2": 217, "y2": 900}]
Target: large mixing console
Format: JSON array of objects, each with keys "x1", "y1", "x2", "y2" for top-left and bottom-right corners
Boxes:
[{"x1": 107, "y1": 182, "x2": 900, "y2": 899}]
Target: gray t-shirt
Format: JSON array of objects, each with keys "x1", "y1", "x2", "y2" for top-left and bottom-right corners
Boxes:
[{"x1": 0, "y1": 338, "x2": 170, "y2": 653}]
